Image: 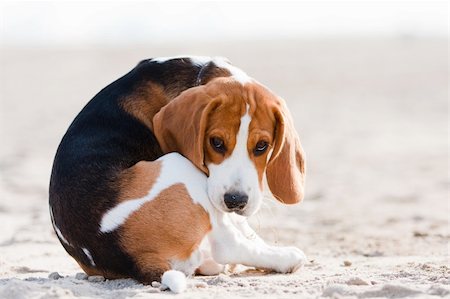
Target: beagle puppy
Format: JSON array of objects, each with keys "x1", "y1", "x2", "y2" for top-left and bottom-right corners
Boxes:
[{"x1": 49, "y1": 56, "x2": 306, "y2": 292}]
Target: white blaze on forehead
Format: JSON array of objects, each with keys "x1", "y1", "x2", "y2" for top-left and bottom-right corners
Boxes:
[
  {"x1": 208, "y1": 108, "x2": 253, "y2": 179},
  {"x1": 100, "y1": 153, "x2": 210, "y2": 233},
  {"x1": 233, "y1": 111, "x2": 252, "y2": 160},
  {"x1": 207, "y1": 105, "x2": 262, "y2": 215}
]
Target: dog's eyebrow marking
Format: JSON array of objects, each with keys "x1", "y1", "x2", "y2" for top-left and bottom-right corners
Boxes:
[
  {"x1": 99, "y1": 153, "x2": 209, "y2": 233},
  {"x1": 82, "y1": 247, "x2": 96, "y2": 266},
  {"x1": 50, "y1": 207, "x2": 71, "y2": 247}
]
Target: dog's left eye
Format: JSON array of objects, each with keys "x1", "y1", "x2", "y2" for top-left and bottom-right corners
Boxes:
[{"x1": 254, "y1": 141, "x2": 268, "y2": 156}]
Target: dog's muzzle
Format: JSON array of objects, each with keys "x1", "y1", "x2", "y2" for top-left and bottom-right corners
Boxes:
[{"x1": 223, "y1": 192, "x2": 248, "y2": 211}]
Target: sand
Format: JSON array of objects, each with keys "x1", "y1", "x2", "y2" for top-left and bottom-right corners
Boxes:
[{"x1": 0, "y1": 38, "x2": 448, "y2": 298}]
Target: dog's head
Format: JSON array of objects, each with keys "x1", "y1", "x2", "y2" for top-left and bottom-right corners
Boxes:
[{"x1": 153, "y1": 77, "x2": 305, "y2": 216}]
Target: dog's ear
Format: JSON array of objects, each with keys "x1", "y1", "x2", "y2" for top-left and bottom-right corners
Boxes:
[
  {"x1": 153, "y1": 86, "x2": 217, "y2": 175},
  {"x1": 266, "y1": 99, "x2": 306, "y2": 204}
]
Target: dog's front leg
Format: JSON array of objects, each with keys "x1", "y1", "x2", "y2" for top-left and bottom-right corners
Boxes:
[
  {"x1": 209, "y1": 212, "x2": 306, "y2": 273},
  {"x1": 229, "y1": 213, "x2": 266, "y2": 246}
]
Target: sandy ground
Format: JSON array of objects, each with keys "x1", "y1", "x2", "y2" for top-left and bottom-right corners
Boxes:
[{"x1": 0, "y1": 38, "x2": 448, "y2": 298}]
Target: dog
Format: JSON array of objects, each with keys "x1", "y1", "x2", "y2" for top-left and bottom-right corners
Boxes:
[{"x1": 49, "y1": 56, "x2": 306, "y2": 292}]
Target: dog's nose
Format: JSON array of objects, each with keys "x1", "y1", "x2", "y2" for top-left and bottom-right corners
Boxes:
[{"x1": 224, "y1": 192, "x2": 248, "y2": 210}]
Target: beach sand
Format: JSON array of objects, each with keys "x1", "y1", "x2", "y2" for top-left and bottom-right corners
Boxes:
[{"x1": 0, "y1": 38, "x2": 448, "y2": 298}]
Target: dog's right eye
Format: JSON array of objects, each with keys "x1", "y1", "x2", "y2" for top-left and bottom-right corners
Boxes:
[
  {"x1": 210, "y1": 137, "x2": 226, "y2": 154},
  {"x1": 253, "y1": 140, "x2": 269, "y2": 156}
]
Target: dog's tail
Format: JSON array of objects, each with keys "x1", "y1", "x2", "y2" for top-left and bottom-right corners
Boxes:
[{"x1": 161, "y1": 270, "x2": 187, "y2": 293}]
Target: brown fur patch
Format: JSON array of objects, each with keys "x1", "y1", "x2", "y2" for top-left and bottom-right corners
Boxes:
[
  {"x1": 118, "y1": 161, "x2": 162, "y2": 202},
  {"x1": 121, "y1": 82, "x2": 169, "y2": 130},
  {"x1": 119, "y1": 183, "x2": 211, "y2": 282}
]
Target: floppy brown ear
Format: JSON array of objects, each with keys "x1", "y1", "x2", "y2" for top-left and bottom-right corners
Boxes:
[
  {"x1": 266, "y1": 100, "x2": 306, "y2": 204},
  {"x1": 153, "y1": 86, "x2": 217, "y2": 175}
]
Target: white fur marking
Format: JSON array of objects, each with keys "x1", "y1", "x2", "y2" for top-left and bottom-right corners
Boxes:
[
  {"x1": 161, "y1": 270, "x2": 187, "y2": 293},
  {"x1": 82, "y1": 247, "x2": 96, "y2": 266},
  {"x1": 169, "y1": 247, "x2": 203, "y2": 276},
  {"x1": 207, "y1": 106, "x2": 262, "y2": 216},
  {"x1": 49, "y1": 207, "x2": 71, "y2": 246},
  {"x1": 151, "y1": 55, "x2": 211, "y2": 66},
  {"x1": 99, "y1": 153, "x2": 211, "y2": 233},
  {"x1": 54, "y1": 226, "x2": 70, "y2": 246},
  {"x1": 100, "y1": 198, "x2": 149, "y2": 233},
  {"x1": 209, "y1": 212, "x2": 307, "y2": 273},
  {"x1": 151, "y1": 56, "x2": 251, "y2": 84},
  {"x1": 196, "y1": 237, "x2": 224, "y2": 275},
  {"x1": 212, "y1": 58, "x2": 252, "y2": 84}
]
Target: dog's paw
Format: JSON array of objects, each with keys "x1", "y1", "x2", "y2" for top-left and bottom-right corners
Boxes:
[
  {"x1": 196, "y1": 258, "x2": 224, "y2": 276},
  {"x1": 274, "y1": 247, "x2": 307, "y2": 273}
]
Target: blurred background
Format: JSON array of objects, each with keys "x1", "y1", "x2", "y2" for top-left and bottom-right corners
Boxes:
[{"x1": 0, "y1": 0, "x2": 448, "y2": 289}]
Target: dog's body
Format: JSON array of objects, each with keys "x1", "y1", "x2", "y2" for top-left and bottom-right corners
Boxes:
[{"x1": 49, "y1": 56, "x2": 306, "y2": 292}]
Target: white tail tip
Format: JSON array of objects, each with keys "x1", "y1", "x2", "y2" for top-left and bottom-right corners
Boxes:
[{"x1": 161, "y1": 270, "x2": 187, "y2": 293}]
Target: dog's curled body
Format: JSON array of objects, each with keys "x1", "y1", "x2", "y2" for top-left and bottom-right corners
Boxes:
[
  {"x1": 49, "y1": 56, "x2": 307, "y2": 291},
  {"x1": 49, "y1": 57, "x2": 226, "y2": 283}
]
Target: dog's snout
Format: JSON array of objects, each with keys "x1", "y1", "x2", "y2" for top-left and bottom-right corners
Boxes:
[{"x1": 224, "y1": 192, "x2": 248, "y2": 210}]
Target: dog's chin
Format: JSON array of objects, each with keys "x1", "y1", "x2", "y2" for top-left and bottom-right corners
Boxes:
[
  {"x1": 222, "y1": 207, "x2": 254, "y2": 217},
  {"x1": 237, "y1": 202, "x2": 261, "y2": 217},
  {"x1": 226, "y1": 199, "x2": 261, "y2": 217}
]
